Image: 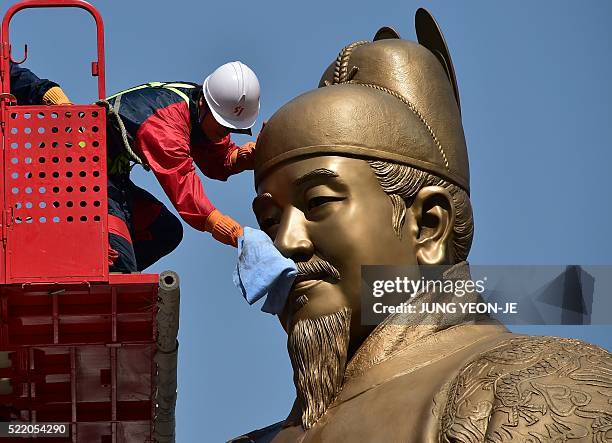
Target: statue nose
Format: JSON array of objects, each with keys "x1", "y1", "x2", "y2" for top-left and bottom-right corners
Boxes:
[{"x1": 274, "y1": 207, "x2": 314, "y2": 262}]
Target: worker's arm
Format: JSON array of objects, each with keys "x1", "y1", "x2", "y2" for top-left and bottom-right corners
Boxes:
[
  {"x1": 9, "y1": 62, "x2": 71, "y2": 105},
  {"x1": 191, "y1": 136, "x2": 257, "y2": 181},
  {"x1": 191, "y1": 135, "x2": 239, "y2": 181},
  {"x1": 136, "y1": 102, "x2": 242, "y2": 246}
]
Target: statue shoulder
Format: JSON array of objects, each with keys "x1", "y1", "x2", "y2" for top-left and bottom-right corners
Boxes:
[{"x1": 440, "y1": 335, "x2": 612, "y2": 442}]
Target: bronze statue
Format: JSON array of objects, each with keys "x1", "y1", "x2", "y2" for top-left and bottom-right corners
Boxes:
[{"x1": 232, "y1": 9, "x2": 612, "y2": 442}]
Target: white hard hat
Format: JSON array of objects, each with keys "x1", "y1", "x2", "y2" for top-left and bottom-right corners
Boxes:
[{"x1": 202, "y1": 61, "x2": 260, "y2": 131}]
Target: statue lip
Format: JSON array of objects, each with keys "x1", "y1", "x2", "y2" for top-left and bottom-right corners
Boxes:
[{"x1": 292, "y1": 278, "x2": 324, "y2": 293}]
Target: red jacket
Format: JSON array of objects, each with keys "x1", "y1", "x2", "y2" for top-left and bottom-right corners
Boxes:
[{"x1": 106, "y1": 82, "x2": 239, "y2": 231}]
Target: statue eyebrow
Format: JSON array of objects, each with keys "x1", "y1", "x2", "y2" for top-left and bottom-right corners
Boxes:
[
  {"x1": 293, "y1": 168, "x2": 339, "y2": 187},
  {"x1": 252, "y1": 169, "x2": 340, "y2": 210},
  {"x1": 252, "y1": 192, "x2": 273, "y2": 212}
]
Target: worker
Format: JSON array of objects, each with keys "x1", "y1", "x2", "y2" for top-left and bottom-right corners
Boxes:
[
  {"x1": 104, "y1": 61, "x2": 260, "y2": 272},
  {"x1": 9, "y1": 61, "x2": 72, "y2": 105}
]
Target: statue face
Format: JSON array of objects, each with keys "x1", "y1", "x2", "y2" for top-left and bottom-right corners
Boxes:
[{"x1": 254, "y1": 155, "x2": 420, "y2": 351}]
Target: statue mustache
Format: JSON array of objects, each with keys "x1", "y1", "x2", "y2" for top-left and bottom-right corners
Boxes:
[{"x1": 296, "y1": 260, "x2": 341, "y2": 281}]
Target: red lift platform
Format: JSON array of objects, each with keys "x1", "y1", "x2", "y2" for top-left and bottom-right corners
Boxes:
[{"x1": 0, "y1": 2, "x2": 180, "y2": 442}]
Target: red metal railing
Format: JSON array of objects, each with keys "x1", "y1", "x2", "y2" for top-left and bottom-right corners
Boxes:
[
  {"x1": 0, "y1": 0, "x2": 109, "y2": 283},
  {"x1": 1, "y1": 0, "x2": 106, "y2": 99}
]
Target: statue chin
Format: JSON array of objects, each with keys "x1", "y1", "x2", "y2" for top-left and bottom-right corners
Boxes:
[
  {"x1": 287, "y1": 308, "x2": 351, "y2": 429},
  {"x1": 283, "y1": 280, "x2": 350, "y2": 329}
]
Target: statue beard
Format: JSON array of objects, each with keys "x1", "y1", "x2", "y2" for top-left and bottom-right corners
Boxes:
[{"x1": 287, "y1": 307, "x2": 351, "y2": 430}]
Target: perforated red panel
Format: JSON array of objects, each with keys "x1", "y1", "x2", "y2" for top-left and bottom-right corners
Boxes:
[{"x1": 4, "y1": 105, "x2": 108, "y2": 283}]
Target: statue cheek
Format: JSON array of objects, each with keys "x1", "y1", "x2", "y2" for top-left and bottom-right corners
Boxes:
[{"x1": 306, "y1": 210, "x2": 359, "y2": 260}]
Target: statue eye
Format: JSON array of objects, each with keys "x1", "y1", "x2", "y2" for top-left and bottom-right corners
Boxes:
[
  {"x1": 307, "y1": 196, "x2": 343, "y2": 211},
  {"x1": 259, "y1": 216, "x2": 278, "y2": 231}
]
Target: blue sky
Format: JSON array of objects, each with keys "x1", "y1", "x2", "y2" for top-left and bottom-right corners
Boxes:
[{"x1": 2, "y1": 0, "x2": 611, "y2": 441}]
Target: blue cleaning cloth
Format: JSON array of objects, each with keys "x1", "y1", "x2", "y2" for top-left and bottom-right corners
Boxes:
[{"x1": 232, "y1": 227, "x2": 298, "y2": 315}]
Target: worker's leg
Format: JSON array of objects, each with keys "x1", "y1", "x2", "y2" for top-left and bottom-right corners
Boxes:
[
  {"x1": 129, "y1": 183, "x2": 183, "y2": 271},
  {"x1": 108, "y1": 176, "x2": 137, "y2": 272}
]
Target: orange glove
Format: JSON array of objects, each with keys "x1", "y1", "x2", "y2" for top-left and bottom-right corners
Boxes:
[
  {"x1": 42, "y1": 86, "x2": 72, "y2": 105},
  {"x1": 230, "y1": 142, "x2": 256, "y2": 172},
  {"x1": 204, "y1": 209, "x2": 243, "y2": 247}
]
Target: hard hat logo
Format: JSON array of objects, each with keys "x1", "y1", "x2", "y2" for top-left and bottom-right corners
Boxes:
[{"x1": 202, "y1": 61, "x2": 261, "y2": 130}]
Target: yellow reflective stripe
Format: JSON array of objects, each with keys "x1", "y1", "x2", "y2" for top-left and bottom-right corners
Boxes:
[
  {"x1": 163, "y1": 82, "x2": 197, "y2": 89},
  {"x1": 163, "y1": 87, "x2": 190, "y2": 104},
  {"x1": 105, "y1": 83, "x2": 151, "y2": 100},
  {"x1": 105, "y1": 82, "x2": 171, "y2": 100},
  {"x1": 105, "y1": 82, "x2": 194, "y2": 103}
]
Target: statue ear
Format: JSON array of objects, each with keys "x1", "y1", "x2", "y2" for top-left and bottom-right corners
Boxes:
[
  {"x1": 415, "y1": 8, "x2": 461, "y2": 114},
  {"x1": 373, "y1": 26, "x2": 401, "y2": 41},
  {"x1": 409, "y1": 186, "x2": 455, "y2": 266}
]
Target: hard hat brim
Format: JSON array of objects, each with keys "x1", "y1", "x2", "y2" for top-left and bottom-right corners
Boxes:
[{"x1": 226, "y1": 127, "x2": 253, "y2": 136}]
